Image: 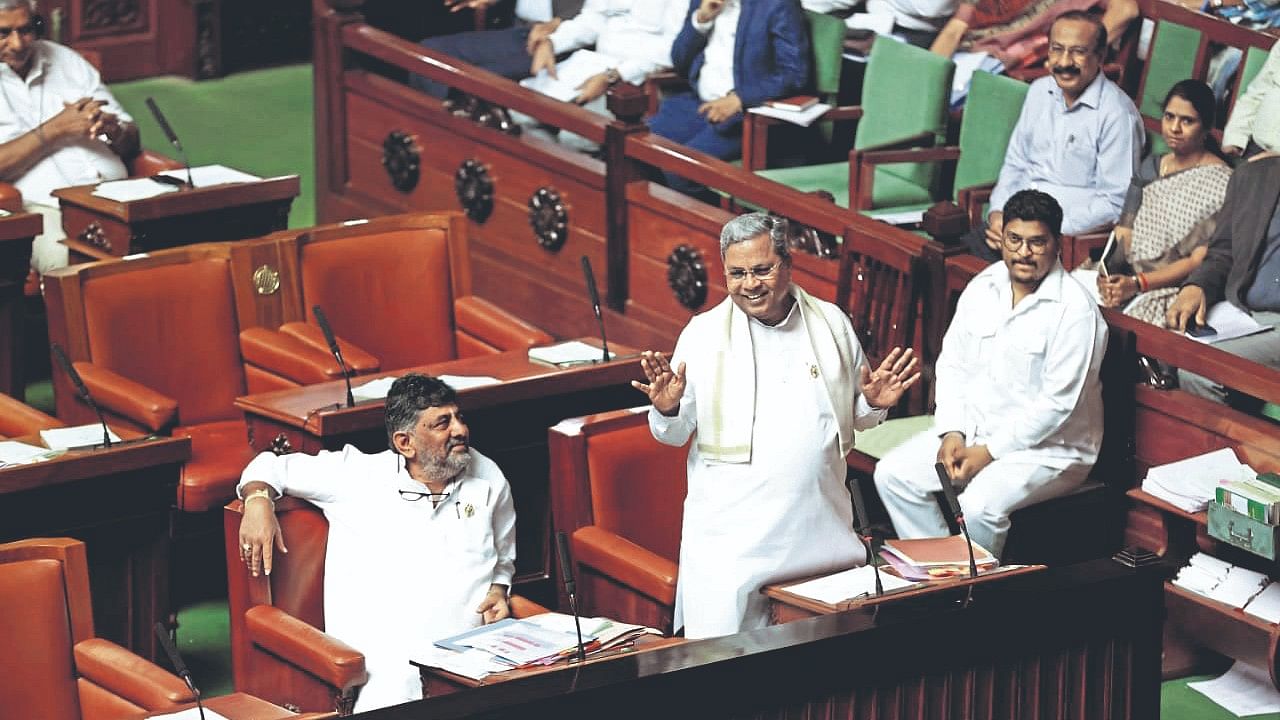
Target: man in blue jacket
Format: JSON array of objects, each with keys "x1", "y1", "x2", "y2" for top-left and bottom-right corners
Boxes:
[{"x1": 649, "y1": 0, "x2": 810, "y2": 195}]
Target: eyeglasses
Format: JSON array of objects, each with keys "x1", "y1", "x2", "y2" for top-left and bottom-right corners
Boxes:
[
  {"x1": 726, "y1": 263, "x2": 781, "y2": 282},
  {"x1": 1002, "y1": 234, "x2": 1054, "y2": 255},
  {"x1": 0, "y1": 24, "x2": 38, "y2": 41},
  {"x1": 399, "y1": 488, "x2": 450, "y2": 502},
  {"x1": 1047, "y1": 43, "x2": 1095, "y2": 61}
]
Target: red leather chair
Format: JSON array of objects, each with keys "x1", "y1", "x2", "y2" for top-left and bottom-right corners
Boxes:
[
  {"x1": 0, "y1": 537, "x2": 195, "y2": 719},
  {"x1": 42, "y1": 245, "x2": 337, "y2": 513},
  {"x1": 549, "y1": 408, "x2": 686, "y2": 634},
  {"x1": 230, "y1": 213, "x2": 554, "y2": 386},
  {"x1": 223, "y1": 497, "x2": 549, "y2": 715},
  {"x1": 0, "y1": 394, "x2": 61, "y2": 438}
]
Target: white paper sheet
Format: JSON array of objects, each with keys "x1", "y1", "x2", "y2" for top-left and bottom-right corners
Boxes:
[
  {"x1": 528, "y1": 341, "x2": 613, "y2": 366},
  {"x1": 0, "y1": 440, "x2": 54, "y2": 466},
  {"x1": 413, "y1": 646, "x2": 510, "y2": 681},
  {"x1": 844, "y1": 12, "x2": 895, "y2": 34},
  {"x1": 782, "y1": 564, "x2": 917, "y2": 604},
  {"x1": 1210, "y1": 566, "x2": 1270, "y2": 609},
  {"x1": 747, "y1": 102, "x2": 833, "y2": 127},
  {"x1": 351, "y1": 376, "x2": 396, "y2": 402},
  {"x1": 1188, "y1": 301, "x2": 1272, "y2": 344},
  {"x1": 1244, "y1": 583, "x2": 1280, "y2": 624},
  {"x1": 92, "y1": 177, "x2": 179, "y2": 202},
  {"x1": 520, "y1": 50, "x2": 616, "y2": 103},
  {"x1": 866, "y1": 209, "x2": 926, "y2": 226},
  {"x1": 1188, "y1": 661, "x2": 1280, "y2": 716},
  {"x1": 1141, "y1": 447, "x2": 1250, "y2": 513},
  {"x1": 437, "y1": 374, "x2": 501, "y2": 391},
  {"x1": 159, "y1": 164, "x2": 261, "y2": 188},
  {"x1": 39, "y1": 424, "x2": 122, "y2": 450},
  {"x1": 146, "y1": 708, "x2": 232, "y2": 720}
]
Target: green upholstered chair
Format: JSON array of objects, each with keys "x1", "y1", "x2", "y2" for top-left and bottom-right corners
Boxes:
[
  {"x1": 1137, "y1": 20, "x2": 1202, "y2": 157},
  {"x1": 746, "y1": 39, "x2": 955, "y2": 215},
  {"x1": 1237, "y1": 44, "x2": 1271, "y2": 99}
]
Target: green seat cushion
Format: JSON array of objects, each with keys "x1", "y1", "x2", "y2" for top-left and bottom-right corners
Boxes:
[
  {"x1": 853, "y1": 414, "x2": 935, "y2": 460},
  {"x1": 1263, "y1": 402, "x2": 1280, "y2": 423},
  {"x1": 756, "y1": 163, "x2": 933, "y2": 211}
]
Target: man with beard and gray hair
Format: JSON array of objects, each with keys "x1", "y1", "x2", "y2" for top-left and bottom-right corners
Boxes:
[{"x1": 236, "y1": 373, "x2": 516, "y2": 712}]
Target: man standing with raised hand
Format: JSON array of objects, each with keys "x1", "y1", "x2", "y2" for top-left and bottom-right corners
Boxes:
[{"x1": 632, "y1": 212, "x2": 919, "y2": 639}]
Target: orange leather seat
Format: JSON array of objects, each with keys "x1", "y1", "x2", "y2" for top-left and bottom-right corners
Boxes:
[
  {"x1": 0, "y1": 394, "x2": 61, "y2": 439},
  {"x1": 549, "y1": 408, "x2": 686, "y2": 634},
  {"x1": 223, "y1": 497, "x2": 548, "y2": 716},
  {"x1": 0, "y1": 537, "x2": 195, "y2": 719}
]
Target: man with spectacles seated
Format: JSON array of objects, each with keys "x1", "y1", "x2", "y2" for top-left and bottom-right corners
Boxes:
[
  {"x1": 236, "y1": 373, "x2": 515, "y2": 712},
  {"x1": 965, "y1": 10, "x2": 1141, "y2": 262},
  {"x1": 876, "y1": 190, "x2": 1107, "y2": 558},
  {"x1": 631, "y1": 212, "x2": 921, "y2": 639},
  {"x1": 0, "y1": 0, "x2": 139, "y2": 274}
]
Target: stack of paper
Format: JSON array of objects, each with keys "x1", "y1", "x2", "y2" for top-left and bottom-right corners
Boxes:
[
  {"x1": 39, "y1": 424, "x2": 121, "y2": 450},
  {"x1": 1244, "y1": 583, "x2": 1280, "y2": 624},
  {"x1": 747, "y1": 102, "x2": 833, "y2": 127},
  {"x1": 781, "y1": 564, "x2": 917, "y2": 604},
  {"x1": 528, "y1": 341, "x2": 613, "y2": 367},
  {"x1": 0, "y1": 439, "x2": 55, "y2": 467},
  {"x1": 1173, "y1": 553, "x2": 1272, "y2": 610},
  {"x1": 159, "y1": 164, "x2": 261, "y2": 188},
  {"x1": 1172, "y1": 552, "x2": 1230, "y2": 595},
  {"x1": 1217, "y1": 475, "x2": 1280, "y2": 523},
  {"x1": 881, "y1": 535, "x2": 998, "y2": 581},
  {"x1": 522, "y1": 612, "x2": 660, "y2": 653},
  {"x1": 1142, "y1": 447, "x2": 1253, "y2": 513},
  {"x1": 1215, "y1": 566, "x2": 1270, "y2": 609}
]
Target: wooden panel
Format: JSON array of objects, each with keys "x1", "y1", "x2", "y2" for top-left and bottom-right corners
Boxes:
[{"x1": 46, "y1": 0, "x2": 198, "y2": 81}]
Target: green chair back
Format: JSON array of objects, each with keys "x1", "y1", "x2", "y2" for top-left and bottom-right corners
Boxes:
[
  {"x1": 806, "y1": 10, "x2": 845, "y2": 98},
  {"x1": 952, "y1": 71, "x2": 1028, "y2": 199},
  {"x1": 1140, "y1": 21, "x2": 1201, "y2": 120},
  {"x1": 1239, "y1": 45, "x2": 1271, "y2": 100},
  {"x1": 856, "y1": 38, "x2": 955, "y2": 199}
]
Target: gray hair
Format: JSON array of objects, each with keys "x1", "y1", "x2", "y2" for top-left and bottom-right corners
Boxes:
[
  {"x1": 719, "y1": 212, "x2": 791, "y2": 262},
  {"x1": 0, "y1": 1, "x2": 38, "y2": 12}
]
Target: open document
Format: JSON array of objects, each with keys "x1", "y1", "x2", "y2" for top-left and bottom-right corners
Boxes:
[
  {"x1": 520, "y1": 50, "x2": 616, "y2": 103},
  {"x1": 1142, "y1": 447, "x2": 1253, "y2": 513},
  {"x1": 781, "y1": 564, "x2": 916, "y2": 604}
]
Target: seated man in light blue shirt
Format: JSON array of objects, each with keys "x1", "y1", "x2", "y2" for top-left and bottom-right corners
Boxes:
[{"x1": 967, "y1": 10, "x2": 1141, "y2": 261}]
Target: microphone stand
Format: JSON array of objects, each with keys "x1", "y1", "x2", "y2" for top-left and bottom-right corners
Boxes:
[
  {"x1": 845, "y1": 477, "x2": 883, "y2": 597},
  {"x1": 313, "y1": 305, "x2": 355, "y2": 408},
  {"x1": 154, "y1": 622, "x2": 206, "y2": 720},
  {"x1": 579, "y1": 256, "x2": 610, "y2": 363},
  {"x1": 556, "y1": 531, "x2": 588, "y2": 663},
  {"x1": 51, "y1": 343, "x2": 112, "y2": 449}
]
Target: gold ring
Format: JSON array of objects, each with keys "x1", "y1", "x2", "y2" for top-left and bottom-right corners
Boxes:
[{"x1": 242, "y1": 543, "x2": 251, "y2": 550}]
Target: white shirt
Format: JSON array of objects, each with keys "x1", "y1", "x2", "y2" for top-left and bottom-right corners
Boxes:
[
  {"x1": 239, "y1": 445, "x2": 516, "y2": 713},
  {"x1": 0, "y1": 41, "x2": 130, "y2": 206},
  {"x1": 650, "y1": 299, "x2": 878, "y2": 638},
  {"x1": 516, "y1": 0, "x2": 554, "y2": 22},
  {"x1": 547, "y1": 0, "x2": 687, "y2": 84},
  {"x1": 692, "y1": 0, "x2": 739, "y2": 101},
  {"x1": 803, "y1": 0, "x2": 957, "y2": 31},
  {"x1": 934, "y1": 260, "x2": 1107, "y2": 469}
]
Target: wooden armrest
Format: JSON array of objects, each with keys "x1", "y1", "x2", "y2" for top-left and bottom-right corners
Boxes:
[
  {"x1": 0, "y1": 181, "x2": 20, "y2": 213},
  {"x1": 454, "y1": 296, "x2": 554, "y2": 351},
  {"x1": 847, "y1": 135, "x2": 947, "y2": 212},
  {"x1": 957, "y1": 183, "x2": 996, "y2": 229},
  {"x1": 644, "y1": 71, "x2": 689, "y2": 116},
  {"x1": 857, "y1": 145, "x2": 960, "y2": 166},
  {"x1": 127, "y1": 150, "x2": 183, "y2": 177},
  {"x1": 572, "y1": 526, "x2": 678, "y2": 606},
  {"x1": 856, "y1": 130, "x2": 937, "y2": 155},
  {"x1": 74, "y1": 638, "x2": 194, "y2": 710},
  {"x1": 510, "y1": 595, "x2": 553, "y2": 618},
  {"x1": 743, "y1": 105, "x2": 865, "y2": 170},
  {"x1": 0, "y1": 394, "x2": 62, "y2": 436},
  {"x1": 239, "y1": 327, "x2": 377, "y2": 385},
  {"x1": 245, "y1": 605, "x2": 368, "y2": 692},
  {"x1": 276, "y1": 322, "x2": 380, "y2": 374},
  {"x1": 74, "y1": 362, "x2": 178, "y2": 432}
]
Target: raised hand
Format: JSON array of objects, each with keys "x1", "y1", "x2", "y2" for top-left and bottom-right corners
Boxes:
[
  {"x1": 630, "y1": 350, "x2": 687, "y2": 416},
  {"x1": 859, "y1": 346, "x2": 920, "y2": 410}
]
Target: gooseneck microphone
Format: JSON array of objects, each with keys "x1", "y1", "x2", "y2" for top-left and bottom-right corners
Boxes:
[
  {"x1": 580, "y1": 256, "x2": 610, "y2": 364},
  {"x1": 51, "y1": 343, "x2": 112, "y2": 448},
  {"x1": 846, "y1": 477, "x2": 884, "y2": 597},
  {"x1": 556, "y1": 531, "x2": 587, "y2": 663},
  {"x1": 313, "y1": 305, "x2": 355, "y2": 408},
  {"x1": 154, "y1": 622, "x2": 207, "y2": 720},
  {"x1": 144, "y1": 97, "x2": 194, "y2": 188},
  {"x1": 935, "y1": 462, "x2": 979, "y2": 580}
]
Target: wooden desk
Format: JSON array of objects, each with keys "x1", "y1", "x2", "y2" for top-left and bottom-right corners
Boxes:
[
  {"x1": 54, "y1": 174, "x2": 300, "y2": 263},
  {"x1": 0, "y1": 211, "x2": 40, "y2": 398},
  {"x1": 0, "y1": 434, "x2": 190, "y2": 662},
  {"x1": 414, "y1": 636, "x2": 685, "y2": 698},
  {"x1": 358, "y1": 559, "x2": 1163, "y2": 720},
  {"x1": 764, "y1": 564, "x2": 1048, "y2": 624},
  {"x1": 130, "y1": 692, "x2": 328, "y2": 719},
  {"x1": 235, "y1": 344, "x2": 646, "y2": 604}
]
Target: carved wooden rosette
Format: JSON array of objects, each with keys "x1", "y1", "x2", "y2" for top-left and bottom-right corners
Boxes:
[
  {"x1": 381, "y1": 130, "x2": 420, "y2": 193},
  {"x1": 78, "y1": 221, "x2": 111, "y2": 253},
  {"x1": 667, "y1": 244, "x2": 707, "y2": 311},
  {"x1": 528, "y1": 187, "x2": 568, "y2": 251},
  {"x1": 454, "y1": 159, "x2": 494, "y2": 223},
  {"x1": 82, "y1": 0, "x2": 142, "y2": 32}
]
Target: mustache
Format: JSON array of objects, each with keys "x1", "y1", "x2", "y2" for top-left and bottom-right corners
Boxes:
[
  {"x1": 446, "y1": 437, "x2": 468, "y2": 450},
  {"x1": 1051, "y1": 65, "x2": 1080, "y2": 76}
]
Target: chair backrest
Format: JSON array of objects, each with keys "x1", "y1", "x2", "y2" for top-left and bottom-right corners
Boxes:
[
  {"x1": 806, "y1": 10, "x2": 845, "y2": 99},
  {"x1": 953, "y1": 72, "x2": 1029, "y2": 200},
  {"x1": 297, "y1": 218, "x2": 466, "y2": 371},
  {"x1": 856, "y1": 39, "x2": 955, "y2": 194},
  {"x1": 46, "y1": 250, "x2": 247, "y2": 426},
  {"x1": 584, "y1": 419, "x2": 686, "y2": 562},
  {"x1": 0, "y1": 539, "x2": 94, "y2": 720},
  {"x1": 1138, "y1": 21, "x2": 1202, "y2": 122}
]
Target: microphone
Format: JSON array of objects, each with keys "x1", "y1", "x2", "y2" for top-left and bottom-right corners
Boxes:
[
  {"x1": 846, "y1": 477, "x2": 883, "y2": 597},
  {"x1": 313, "y1": 305, "x2": 355, "y2": 408},
  {"x1": 580, "y1": 256, "x2": 610, "y2": 364},
  {"x1": 51, "y1": 343, "x2": 112, "y2": 449},
  {"x1": 154, "y1": 622, "x2": 207, "y2": 720},
  {"x1": 934, "y1": 462, "x2": 979, "y2": 580},
  {"x1": 144, "y1": 97, "x2": 194, "y2": 188},
  {"x1": 555, "y1": 531, "x2": 587, "y2": 662}
]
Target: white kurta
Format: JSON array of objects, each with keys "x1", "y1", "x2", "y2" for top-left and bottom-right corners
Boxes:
[
  {"x1": 651, "y1": 297, "x2": 882, "y2": 639},
  {"x1": 239, "y1": 445, "x2": 516, "y2": 712}
]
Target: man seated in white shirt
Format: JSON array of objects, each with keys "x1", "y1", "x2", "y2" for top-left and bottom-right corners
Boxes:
[
  {"x1": 874, "y1": 189, "x2": 1107, "y2": 558},
  {"x1": 0, "y1": 0, "x2": 138, "y2": 274},
  {"x1": 236, "y1": 373, "x2": 517, "y2": 712}
]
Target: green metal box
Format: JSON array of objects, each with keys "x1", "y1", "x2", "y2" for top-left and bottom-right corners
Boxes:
[{"x1": 1208, "y1": 502, "x2": 1279, "y2": 561}]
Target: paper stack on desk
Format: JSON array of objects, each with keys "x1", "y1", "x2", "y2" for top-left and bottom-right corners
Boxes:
[
  {"x1": 1173, "y1": 553, "x2": 1270, "y2": 610},
  {"x1": 1142, "y1": 447, "x2": 1253, "y2": 513},
  {"x1": 880, "y1": 536, "x2": 998, "y2": 581},
  {"x1": 782, "y1": 564, "x2": 917, "y2": 604}
]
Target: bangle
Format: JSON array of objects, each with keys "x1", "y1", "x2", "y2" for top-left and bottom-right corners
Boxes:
[
  {"x1": 1137, "y1": 273, "x2": 1149, "y2": 292},
  {"x1": 244, "y1": 488, "x2": 275, "y2": 508}
]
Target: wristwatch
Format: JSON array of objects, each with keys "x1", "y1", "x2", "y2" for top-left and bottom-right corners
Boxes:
[{"x1": 605, "y1": 68, "x2": 622, "y2": 86}]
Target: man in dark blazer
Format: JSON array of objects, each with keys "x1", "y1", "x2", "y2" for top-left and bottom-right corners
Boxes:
[
  {"x1": 1167, "y1": 153, "x2": 1280, "y2": 405},
  {"x1": 648, "y1": 0, "x2": 810, "y2": 195}
]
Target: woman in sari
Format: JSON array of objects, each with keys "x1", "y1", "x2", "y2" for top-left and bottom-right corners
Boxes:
[{"x1": 1094, "y1": 80, "x2": 1233, "y2": 325}]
